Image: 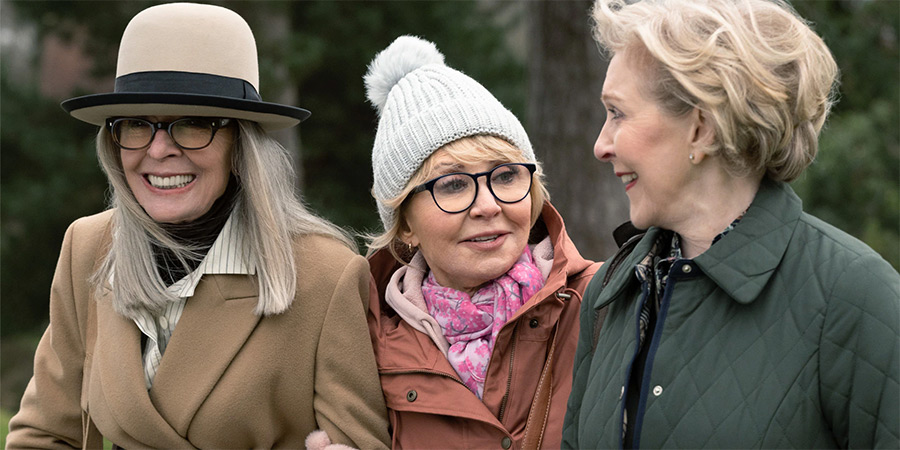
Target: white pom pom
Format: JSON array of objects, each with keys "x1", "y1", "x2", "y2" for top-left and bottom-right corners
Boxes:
[
  {"x1": 305, "y1": 430, "x2": 332, "y2": 450},
  {"x1": 365, "y1": 35, "x2": 445, "y2": 115}
]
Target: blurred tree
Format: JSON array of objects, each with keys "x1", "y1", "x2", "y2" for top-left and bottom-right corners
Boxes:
[
  {"x1": 1, "y1": 1, "x2": 172, "y2": 338},
  {"x1": 2, "y1": 0, "x2": 896, "y2": 342},
  {"x1": 0, "y1": 0, "x2": 524, "y2": 335},
  {"x1": 791, "y1": 0, "x2": 899, "y2": 268},
  {"x1": 0, "y1": 69, "x2": 107, "y2": 335},
  {"x1": 527, "y1": 0, "x2": 629, "y2": 262},
  {"x1": 526, "y1": 0, "x2": 899, "y2": 268},
  {"x1": 275, "y1": 1, "x2": 527, "y2": 235},
  {"x1": 1, "y1": 0, "x2": 524, "y2": 413},
  {"x1": 1, "y1": 0, "x2": 897, "y2": 417}
]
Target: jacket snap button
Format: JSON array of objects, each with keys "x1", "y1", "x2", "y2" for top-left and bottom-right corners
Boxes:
[
  {"x1": 653, "y1": 385, "x2": 663, "y2": 396},
  {"x1": 406, "y1": 390, "x2": 417, "y2": 402},
  {"x1": 501, "y1": 436, "x2": 512, "y2": 449},
  {"x1": 681, "y1": 265, "x2": 692, "y2": 274},
  {"x1": 529, "y1": 318, "x2": 539, "y2": 328}
]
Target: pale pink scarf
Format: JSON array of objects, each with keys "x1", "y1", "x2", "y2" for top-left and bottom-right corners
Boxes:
[{"x1": 422, "y1": 246, "x2": 545, "y2": 398}]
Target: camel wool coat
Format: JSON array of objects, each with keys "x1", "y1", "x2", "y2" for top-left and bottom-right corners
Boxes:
[{"x1": 7, "y1": 210, "x2": 390, "y2": 449}]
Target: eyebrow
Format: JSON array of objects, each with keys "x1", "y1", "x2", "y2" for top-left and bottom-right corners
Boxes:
[
  {"x1": 601, "y1": 91, "x2": 622, "y2": 104},
  {"x1": 432, "y1": 161, "x2": 465, "y2": 174},
  {"x1": 433, "y1": 159, "x2": 509, "y2": 174}
]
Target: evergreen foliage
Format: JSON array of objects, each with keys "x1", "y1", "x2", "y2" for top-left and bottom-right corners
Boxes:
[
  {"x1": 791, "y1": 0, "x2": 899, "y2": 268},
  {"x1": 0, "y1": 1, "x2": 524, "y2": 339},
  {"x1": 1, "y1": 0, "x2": 896, "y2": 337},
  {"x1": 0, "y1": 69, "x2": 107, "y2": 335}
]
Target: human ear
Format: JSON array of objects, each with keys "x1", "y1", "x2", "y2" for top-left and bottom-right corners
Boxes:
[
  {"x1": 689, "y1": 108, "x2": 716, "y2": 163},
  {"x1": 398, "y1": 222, "x2": 419, "y2": 248}
]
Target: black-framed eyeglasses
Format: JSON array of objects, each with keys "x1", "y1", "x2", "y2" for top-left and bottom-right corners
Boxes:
[
  {"x1": 106, "y1": 117, "x2": 232, "y2": 150},
  {"x1": 410, "y1": 163, "x2": 537, "y2": 214}
]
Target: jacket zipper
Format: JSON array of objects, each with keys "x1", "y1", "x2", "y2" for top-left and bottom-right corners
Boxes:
[{"x1": 497, "y1": 323, "x2": 519, "y2": 422}]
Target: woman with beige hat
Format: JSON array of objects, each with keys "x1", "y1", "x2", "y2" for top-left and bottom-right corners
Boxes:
[
  {"x1": 363, "y1": 35, "x2": 601, "y2": 448},
  {"x1": 7, "y1": 3, "x2": 389, "y2": 448}
]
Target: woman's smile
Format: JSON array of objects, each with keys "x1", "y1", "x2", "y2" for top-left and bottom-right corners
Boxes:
[
  {"x1": 145, "y1": 173, "x2": 196, "y2": 190},
  {"x1": 459, "y1": 231, "x2": 509, "y2": 249},
  {"x1": 121, "y1": 115, "x2": 233, "y2": 224},
  {"x1": 594, "y1": 50, "x2": 699, "y2": 230},
  {"x1": 616, "y1": 171, "x2": 638, "y2": 191},
  {"x1": 402, "y1": 151, "x2": 533, "y2": 293}
]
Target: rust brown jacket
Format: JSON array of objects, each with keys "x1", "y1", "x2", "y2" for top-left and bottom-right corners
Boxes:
[
  {"x1": 8, "y1": 209, "x2": 390, "y2": 449},
  {"x1": 367, "y1": 203, "x2": 601, "y2": 449}
]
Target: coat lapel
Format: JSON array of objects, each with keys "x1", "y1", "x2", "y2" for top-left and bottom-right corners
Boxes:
[
  {"x1": 92, "y1": 285, "x2": 193, "y2": 447},
  {"x1": 148, "y1": 273, "x2": 261, "y2": 434}
]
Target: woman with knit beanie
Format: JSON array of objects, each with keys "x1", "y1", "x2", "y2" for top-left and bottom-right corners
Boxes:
[
  {"x1": 363, "y1": 35, "x2": 601, "y2": 449},
  {"x1": 8, "y1": 3, "x2": 389, "y2": 448}
]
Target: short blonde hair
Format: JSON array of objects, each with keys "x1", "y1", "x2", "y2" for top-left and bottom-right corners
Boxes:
[
  {"x1": 592, "y1": 0, "x2": 839, "y2": 181},
  {"x1": 366, "y1": 134, "x2": 549, "y2": 263}
]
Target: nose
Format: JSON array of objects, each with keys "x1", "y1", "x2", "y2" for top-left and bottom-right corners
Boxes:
[
  {"x1": 468, "y1": 178, "x2": 501, "y2": 218},
  {"x1": 593, "y1": 126, "x2": 614, "y2": 162},
  {"x1": 145, "y1": 128, "x2": 182, "y2": 160}
]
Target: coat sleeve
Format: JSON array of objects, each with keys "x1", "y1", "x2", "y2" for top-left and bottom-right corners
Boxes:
[
  {"x1": 7, "y1": 220, "x2": 93, "y2": 449},
  {"x1": 312, "y1": 255, "x2": 391, "y2": 450},
  {"x1": 819, "y1": 252, "x2": 900, "y2": 449},
  {"x1": 561, "y1": 271, "x2": 605, "y2": 449}
]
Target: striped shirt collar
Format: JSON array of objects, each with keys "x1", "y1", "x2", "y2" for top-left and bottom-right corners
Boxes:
[
  {"x1": 168, "y1": 210, "x2": 256, "y2": 298},
  {"x1": 133, "y1": 210, "x2": 256, "y2": 389}
]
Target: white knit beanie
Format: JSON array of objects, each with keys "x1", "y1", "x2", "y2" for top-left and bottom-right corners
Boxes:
[{"x1": 365, "y1": 35, "x2": 535, "y2": 231}]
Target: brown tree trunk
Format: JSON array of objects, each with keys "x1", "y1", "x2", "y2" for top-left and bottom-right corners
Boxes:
[
  {"x1": 527, "y1": 0, "x2": 630, "y2": 262},
  {"x1": 236, "y1": 3, "x2": 303, "y2": 188}
]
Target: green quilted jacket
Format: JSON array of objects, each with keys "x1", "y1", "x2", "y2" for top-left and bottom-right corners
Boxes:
[{"x1": 563, "y1": 178, "x2": 900, "y2": 449}]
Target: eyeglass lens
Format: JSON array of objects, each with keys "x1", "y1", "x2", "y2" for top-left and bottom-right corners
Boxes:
[
  {"x1": 111, "y1": 118, "x2": 223, "y2": 150},
  {"x1": 431, "y1": 163, "x2": 533, "y2": 213}
]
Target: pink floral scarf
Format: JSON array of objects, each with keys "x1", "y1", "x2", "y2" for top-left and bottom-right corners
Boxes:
[{"x1": 422, "y1": 246, "x2": 545, "y2": 399}]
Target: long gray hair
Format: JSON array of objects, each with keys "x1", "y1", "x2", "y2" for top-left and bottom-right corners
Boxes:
[{"x1": 92, "y1": 120, "x2": 355, "y2": 319}]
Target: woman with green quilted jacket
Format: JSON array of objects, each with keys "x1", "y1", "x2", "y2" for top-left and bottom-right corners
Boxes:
[{"x1": 562, "y1": 0, "x2": 900, "y2": 448}]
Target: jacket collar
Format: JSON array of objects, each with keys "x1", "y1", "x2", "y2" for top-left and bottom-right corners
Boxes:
[
  {"x1": 368, "y1": 201, "x2": 593, "y2": 367},
  {"x1": 596, "y1": 178, "x2": 801, "y2": 308},
  {"x1": 539, "y1": 202, "x2": 594, "y2": 284},
  {"x1": 694, "y1": 178, "x2": 801, "y2": 304},
  {"x1": 369, "y1": 202, "x2": 593, "y2": 302}
]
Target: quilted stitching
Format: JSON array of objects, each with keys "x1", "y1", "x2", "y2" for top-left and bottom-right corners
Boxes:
[{"x1": 563, "y1": 180, "x2": 899, "y2": 449}]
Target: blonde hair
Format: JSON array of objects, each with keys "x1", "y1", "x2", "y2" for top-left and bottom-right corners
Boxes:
[
  {"x1": 592, "y1": 0, "x2": 839, "y2": 181},
  {"x1": 366, "y1": 134, "x2": 549, "y2": 263},
  {"x1": 93, "y1": 120, "x2": 355, "y2": 319}
]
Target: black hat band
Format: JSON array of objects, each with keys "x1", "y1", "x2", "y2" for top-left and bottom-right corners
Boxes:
[{"x1": 115, "y1": 71, "x2": 262, "y2": 102}]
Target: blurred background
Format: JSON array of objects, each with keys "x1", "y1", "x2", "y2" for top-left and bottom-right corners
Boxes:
[{"x1": 1, "y1": 0, "x2": 897, "y2": 437}]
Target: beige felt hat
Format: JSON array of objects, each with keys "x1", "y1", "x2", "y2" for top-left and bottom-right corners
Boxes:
[{"x1": 61, "y1": 2, "x2": 309, "y2": 131}]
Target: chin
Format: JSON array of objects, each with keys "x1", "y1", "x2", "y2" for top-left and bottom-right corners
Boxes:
[
  {"x1": 456, "y1": 268, "x2": 505, "y2": 291},
  {"x1": 482, "y1": 260, "x2": 519, "y2": 280},
  {"x1": 629, "y1": 211, "x2": 654, "y2": 230}
]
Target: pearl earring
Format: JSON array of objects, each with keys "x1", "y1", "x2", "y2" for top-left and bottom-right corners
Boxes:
[{"x1": 689, "y1": 153, "x2": 695, "y2": 161}]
